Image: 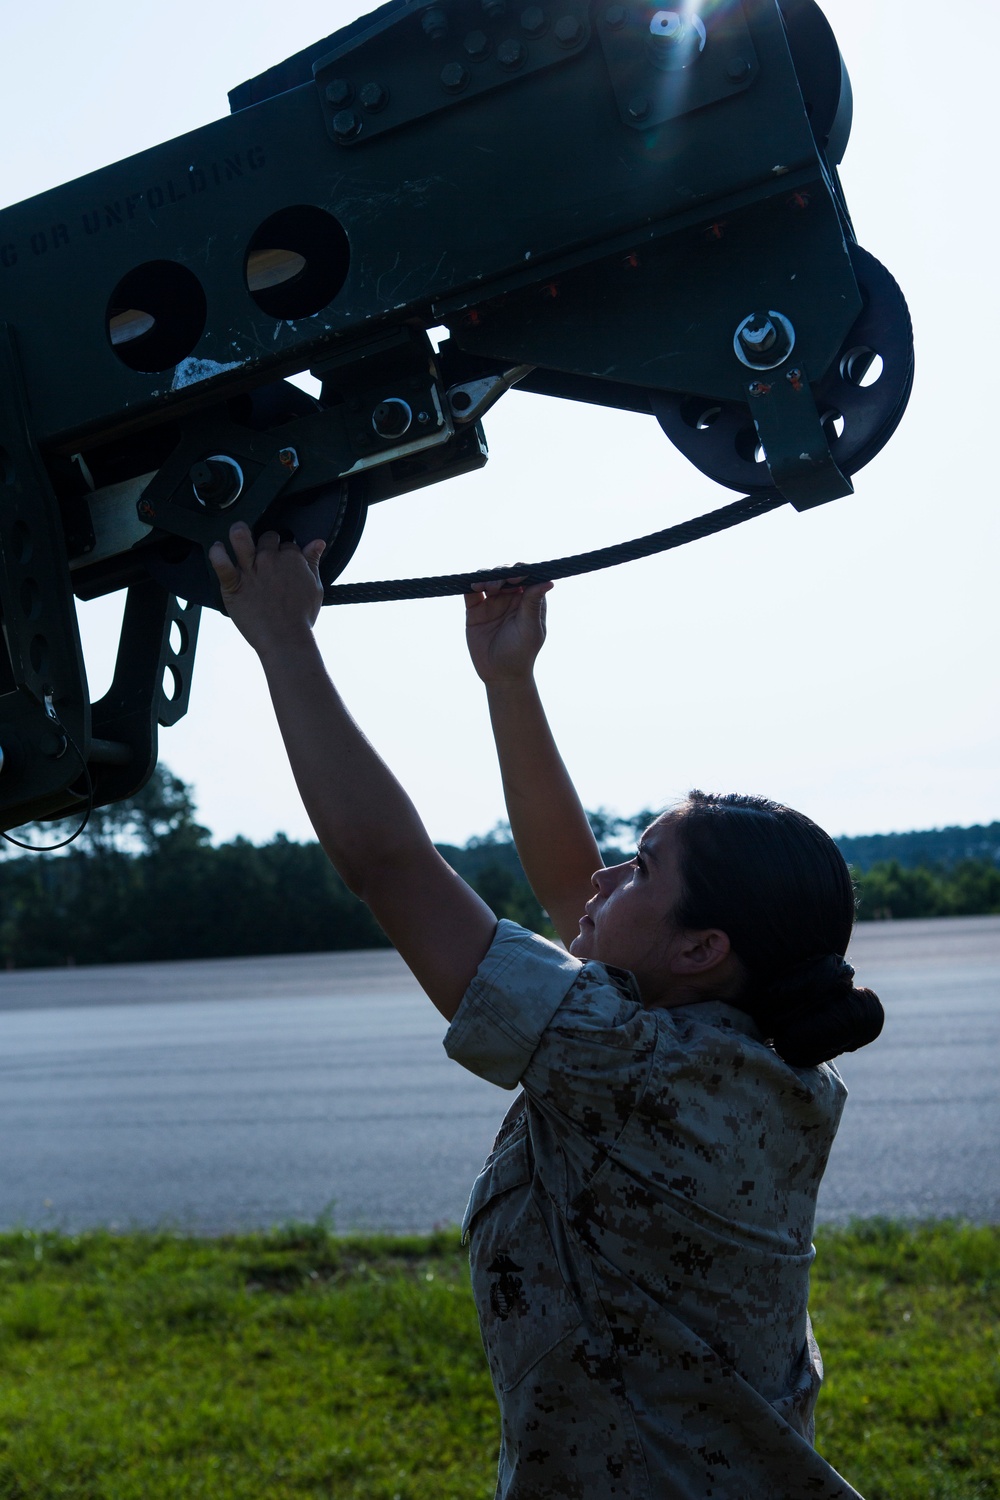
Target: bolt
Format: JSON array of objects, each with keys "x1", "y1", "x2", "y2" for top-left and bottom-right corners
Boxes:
[
  {"x1": 417, "y1": 410, "x2": 431, "y2": 424},
  {"x1": 747, "y1": 381, "x2": 770, "y2": 398},
  {"x1": 441, "y1": 60, "x2": 470, "y2": 91},
  {"x1": 647, "y1": 8, "x2": 706, "y2": 67},
  {"x1": 372, "y1": 399, "x2": 413, "y2": 440},
  {"x1": 734, "y1": 310, "x2": 794, "y2": 368},
  {"x1": 189, "y1": 456, "x2": 244, "y2": 510},
  {"x1": 541, "y1": 281, "x2": 559, "y2": 298},
  {"x1": 422, "y1": 6, "x2": 449, "y2": 40},
  {"x1": 332, "y1": 108, "x2": 362, "y2": 140},
  {"x1": 464, "y1": 27, "x2": 491, "y2": 57},
  {"x1": 622, "y1": 251, "x2": 640, "y2": 269},
  {"x1": 604, "y1": 4, "x2": 628, "y2": 27},
  {"x1": 482, "y1": 0, "x2": 506, "y2": 15},
  {"x1": 726, "y1": 55, "x2": 750, "y2": 81},
  {"x1": 278, "y1": 447, "x2": 299, "y2": 472},
  {"x1": 521, "y1": 6, "x2": 546, "y2": 36},
  {"x1": 704, "y1": 220, "x2": 726, "y2": 240},
  {"x1": 325, "y1": 78, "x2": 353, "y2": 107},
  {"x1": 358, "y1": 81, "x2": 388, "y2": 111},
  {"x1": 626, "y1": 94, "x2": 650, "y2": 121},
  {"x1": 137, "y1": 499, "x2": 155, "y2": 522},
  {"x1": 554, "y1": 14, "x2": 583, "y2": 45},
  {"x1": 787, "y1": 190, "x2": 811, "y2": 210},
  {"x1": 497, "y1": 36, "x2": 526, "y2": 67},
  {"x1": 649, "y1": 9, "x2": 684, "y2": 41},
  {"x1": 739, "y1": 316, "x2": 778, "y2": 353}
]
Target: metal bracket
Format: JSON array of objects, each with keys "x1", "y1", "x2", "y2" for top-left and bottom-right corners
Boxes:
[
  {"x1": 746, "y1": 364, "x2": 852, "y2": 509},
  {"x1": 447, "y1": 364, "x2": 535, "y2": 425},
  {"x1": 596, "y1": 0, "x2": 759, "y2": 130},
  {"x1": 313, "y1": 0, "x2": 591, "y2": 146},
  {"x1": 0, "y1": 324, "x2": 95, "y2": 829}
]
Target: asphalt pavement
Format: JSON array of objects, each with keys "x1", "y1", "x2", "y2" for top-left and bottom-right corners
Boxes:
[{"x1": 0, "y1": 916, "x2": 995, "y2": 1234}]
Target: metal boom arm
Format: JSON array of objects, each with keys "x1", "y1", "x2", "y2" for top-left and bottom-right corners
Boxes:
[{"x1": 0, "y1": 0, "x2": 912, "y2": 832}]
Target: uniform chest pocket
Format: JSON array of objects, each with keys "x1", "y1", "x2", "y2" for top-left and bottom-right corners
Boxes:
[{"x1": 466, "y1": 1134, "x2": 584, "y2": 1394}]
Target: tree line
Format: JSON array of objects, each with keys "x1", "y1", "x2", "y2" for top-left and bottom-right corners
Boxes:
[{"x1": 0, "y1": 769, "x2": 996, "y2": 970}]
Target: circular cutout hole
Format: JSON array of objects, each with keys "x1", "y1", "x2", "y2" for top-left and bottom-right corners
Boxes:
[
  {"x1": 735, "y1": 426, "x2": 765, "y2": 464},
  {"x1": 162, "y1": 664, "x2": 181, "y2": 703},
  {"x1": 450, "y1": 390, "x2": 473, "y2": 413},
  {"x1": 107, "y1": 261, "x2": 207, "y2": 373},
  {"x1": 245, "y1": 206, "x2": 350, "y2": 320},
  {"x1": 169, "y1": 619, "x2": 187, "y2": 656},
  {"x1": 679, "y1": 397, "x2": 722, "y2": 431},
  {"x1": 840, "y1": 346, "x2": 883, "y2": 388},
  {"x1": 246, "y1": 248, "x2": 308, "y2": 294},
  {"x1": 109, "y1": 309, "x2": 156, "y2": 347}
]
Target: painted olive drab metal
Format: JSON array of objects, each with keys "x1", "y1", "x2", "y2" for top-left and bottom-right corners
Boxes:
[{"x1": 0, "y1": 0, "x2": 913, "y2": 831}]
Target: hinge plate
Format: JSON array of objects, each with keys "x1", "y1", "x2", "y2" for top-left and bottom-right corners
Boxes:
[
  {"x1": 596, "y1": 1, "x2": 759, "y2": 131},
  {"x1": 313, "y1": 0, "x2": 591, "y2": 147}
]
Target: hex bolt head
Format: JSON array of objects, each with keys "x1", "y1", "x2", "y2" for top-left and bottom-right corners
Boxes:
[
  {"x1": 464, "y1": 27, "x2": 491, "y2": 58},
  {"x1": 332, "y1": 108, "x2": 362, "y2": 140},
  {"x1": 441, "y1": 60, "x2": 470, "y2": 91},
  {"x1": 626, "y1": 94, "x2": 650, "y2": 121},
  {"x1": 740, "y1": 317, "x2": 777, "y2": 353},
  {"x1": 726, "y1": 56, "x2": 750, "y2": 81},
  {"x1": 422, "y1": 6, "x2": 449, "y2": 40},
  {"x1": 733, "y1": 310, "x2": 795, "y2": 369},
  {"x1": 358, "y1": 81, "x2": 388, "y2": 111},
  {"x1": 372, "y1": 399, "x2": 413, "y2": 440},
  {"x1": 497, "y1": 37, "x2": 526, "y2": 68},
  {"x1": 520, "y1": 6, "x2": 546, "y2": 36},
  {"x1": 324, "y1": 78, "x2": 353, "y2": 107},
  {"x1": 604, "y1": 4, "x2": 628, "y2": 27},
  {"x1": 650, "y1": 9, "x2": 684, "y2": 41},
  {"x1": 554, "y1": 14, "x2": 583, "y2": 45},
  {"x1": 189, "y1": 456, "x2": 244, "y2": 510}
]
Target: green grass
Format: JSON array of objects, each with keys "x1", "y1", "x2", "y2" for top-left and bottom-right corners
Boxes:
[{"x1": 0, "y1": 1220, "x2": 995, "y2": 1499}]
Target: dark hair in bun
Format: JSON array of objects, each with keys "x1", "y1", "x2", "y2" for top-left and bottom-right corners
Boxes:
[{"x1": 671, "y1": 792, "x2": 884, "y2": 1067}]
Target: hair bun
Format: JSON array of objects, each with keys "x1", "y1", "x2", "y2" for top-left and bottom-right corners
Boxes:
[{"x1": 758, "y1": 955, "x2": 884, "y2": 1068}]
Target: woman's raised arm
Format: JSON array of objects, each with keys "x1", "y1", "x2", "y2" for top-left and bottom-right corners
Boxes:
[
  {"x1": 465, "y1": 581, "x2": 601, "y2": 947},
  {"x1": 210, "y1": 523, "x2": 496, "y2": 1022}
]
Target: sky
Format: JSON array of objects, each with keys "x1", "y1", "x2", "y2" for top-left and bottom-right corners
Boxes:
[{"x1": 0, "y1": 0, "x2": 996, "y2": 848}]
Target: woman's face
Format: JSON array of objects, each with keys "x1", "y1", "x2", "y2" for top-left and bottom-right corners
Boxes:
[
  {"x1": 569, "y1": 814, "x2": 734, "y2": 1006},
  {"x1": 569, "y1": 816, "x2": 684, "y2": 996}
]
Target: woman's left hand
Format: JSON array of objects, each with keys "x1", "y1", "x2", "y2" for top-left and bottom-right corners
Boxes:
[{"x1": 209, "y1": 522, "x2": 326, "y2": 657}]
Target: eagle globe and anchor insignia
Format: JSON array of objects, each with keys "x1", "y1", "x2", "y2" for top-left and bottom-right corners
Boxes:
[{"x1": 488, "y1": 1254, "x2": 528, "y2": 1321}]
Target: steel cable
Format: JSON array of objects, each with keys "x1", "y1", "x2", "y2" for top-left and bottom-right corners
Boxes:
[{"x1": 325, "y1": 490, "x2": 787, "y2": 604}]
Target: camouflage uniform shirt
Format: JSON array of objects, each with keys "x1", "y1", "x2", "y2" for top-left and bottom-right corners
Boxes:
[{"x1": 444, "y1": 920, "x2": 865, "y2": 1500}]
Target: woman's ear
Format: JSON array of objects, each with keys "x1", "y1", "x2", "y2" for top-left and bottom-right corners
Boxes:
[{"x1": 670, "y1": 928, "x2": 732, "y2": 977}]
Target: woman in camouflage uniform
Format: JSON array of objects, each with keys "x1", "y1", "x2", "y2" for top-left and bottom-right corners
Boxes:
[{"x1": 211, "y1": 525, "x2": 882, "y2": 1500}]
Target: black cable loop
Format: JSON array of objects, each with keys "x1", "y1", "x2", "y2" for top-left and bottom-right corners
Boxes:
[
  {"x1": 325, "y1": 490, "x2": 786, "y2": 605},
  {"x1": 1, "y1": 723, "x2": 94, "y2": 853}
]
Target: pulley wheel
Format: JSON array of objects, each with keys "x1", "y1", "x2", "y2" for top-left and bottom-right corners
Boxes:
[
  {"x1": 778, "y1": 0, "x2": 853, "y2": 164},
  {"x1": 651, "y1": 245, "x2": 914, "y2": 497},
  {"x1": 143, "y1": 379, "x2": 369, "y2": 609}
]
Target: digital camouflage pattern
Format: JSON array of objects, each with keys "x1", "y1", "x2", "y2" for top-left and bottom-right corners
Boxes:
[{"x1": 445, "y1": 921, "x2": 865, "y2": 1500}]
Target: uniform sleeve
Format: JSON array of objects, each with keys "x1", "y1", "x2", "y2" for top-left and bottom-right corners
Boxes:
[{"x1": 444, "y1": 921, "x2": 657, "y2": 1147}]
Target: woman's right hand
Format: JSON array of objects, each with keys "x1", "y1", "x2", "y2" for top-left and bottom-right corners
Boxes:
[{"x1": 464, "y1": 578, "x2": 553, "y2": 684}]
